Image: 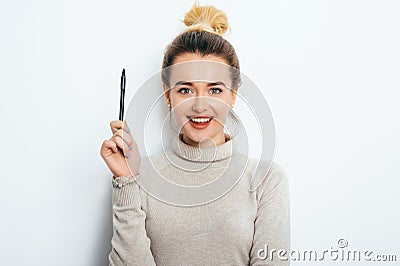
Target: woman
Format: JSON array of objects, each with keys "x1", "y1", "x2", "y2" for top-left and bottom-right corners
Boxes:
[{"x1": 100, "y1": 2, "x2": 290, "y2": 265}]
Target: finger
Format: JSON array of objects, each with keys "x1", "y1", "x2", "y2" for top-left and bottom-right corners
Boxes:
[
  {"x1": 123, "y1": 120, "x2": 131, "y2": 133},
  {"x1": 101, "y1": 139, "x2": 118, "y2": 154},
  {"x1": 110, "y1": 120, "x2": 123, "y2": 134},
  {"x1": 111, "y1": 135, "x2": 131, "y2": 158},
  {"x1": 110, "y1": 120, "x2": 131, "y2": 134},
  {"x1": 113, "y1": 129, "x2": 133, "y2": 149}
]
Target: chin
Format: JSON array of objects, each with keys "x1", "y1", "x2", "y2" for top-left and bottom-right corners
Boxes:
[
  {"x1": 182, "y1": 127, "x2": 217, "y2": 144},
  {"x1": 185, "y1": 131, "x2": 212, "y2": 143}
]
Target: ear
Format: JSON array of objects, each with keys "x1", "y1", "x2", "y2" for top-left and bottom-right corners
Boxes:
[
  {"x1": 163, "y1": 84, "x2": 170, "y2": 104},
  {"x1": 230, "y1": 88, "x2": 237, "y2": 107}
]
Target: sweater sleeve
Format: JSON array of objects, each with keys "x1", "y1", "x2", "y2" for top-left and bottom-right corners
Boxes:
[
  {"x1": 108, "y1": 174, "x2": 156, "y2": 266},
  {"x1": 249, "y1": 163, "x2": 291, "y2": 266}
]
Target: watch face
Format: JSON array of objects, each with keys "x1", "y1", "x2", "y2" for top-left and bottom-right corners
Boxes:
[{"x1": 112, "y1": 179, "x2": 120, "y2": 188}]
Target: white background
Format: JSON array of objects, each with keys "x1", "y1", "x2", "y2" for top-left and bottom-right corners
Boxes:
[{"x1": 1, "y1": 0, "x2": 399, "y2": 265}]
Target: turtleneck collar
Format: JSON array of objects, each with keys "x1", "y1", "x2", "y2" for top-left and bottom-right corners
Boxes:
[{"x1": 171, "y1": 133, "x2": 234, "y2": 162}]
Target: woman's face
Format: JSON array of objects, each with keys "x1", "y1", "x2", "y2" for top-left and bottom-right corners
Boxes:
[{"x1": 164, "y1": 53, "x2": 236, "y2": 147}]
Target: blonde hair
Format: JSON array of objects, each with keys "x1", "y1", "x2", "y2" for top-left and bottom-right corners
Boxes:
[
  {"x1": 162, "y1": 1, "x2": 240, "y2": 88},
  {"x1": 182, "y1": 1, "x2": 230, "y2": 36}
]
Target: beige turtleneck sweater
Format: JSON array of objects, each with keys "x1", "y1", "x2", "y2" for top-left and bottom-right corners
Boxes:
[{"x1": 108, "y1": 134, "x2": 290, "y2": 265}]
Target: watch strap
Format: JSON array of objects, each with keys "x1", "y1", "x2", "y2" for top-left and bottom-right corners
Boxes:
[{"x1": 112, "y1": 175, "x2": 136, "y2": 188}]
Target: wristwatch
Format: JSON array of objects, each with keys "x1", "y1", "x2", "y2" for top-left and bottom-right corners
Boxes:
[{"x1": 112, "y1": 175, "x2": 136, "y2": 188}]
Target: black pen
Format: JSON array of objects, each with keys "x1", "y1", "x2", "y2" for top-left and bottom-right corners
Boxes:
[{"x1": 119, "y1": 69, "x2": 126, "y2": 121}]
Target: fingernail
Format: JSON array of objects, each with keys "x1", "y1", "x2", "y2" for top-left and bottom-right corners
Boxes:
[
  {"x1": 115, "y1": 147, "x2": 118, "y2": 153},
  {"x1": 126, "y1": 151, "x2": 130, "y2": 158},
  {"x1": 129, "y1": 144, "x2": 132, "y2": 150},
  {"x1": 124, "y1": 121, "x2": 130, "y2": 132}
]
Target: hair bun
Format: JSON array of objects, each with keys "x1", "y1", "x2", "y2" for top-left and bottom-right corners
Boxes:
[{"x1": 183, "y1": 1, "x2": 230, "y2": 36}]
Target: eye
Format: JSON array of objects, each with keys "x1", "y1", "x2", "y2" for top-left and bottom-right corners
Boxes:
[
  {"x1": 177, "y1": 87, "x2": 193, "y2": 95},
  {"x1": 209, "y1": 87, "x2": 223, "y2": 94}
]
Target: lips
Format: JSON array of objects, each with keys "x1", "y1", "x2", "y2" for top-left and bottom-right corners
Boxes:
[{"x1": 187, "y1": 115, "x2": 213, "y2": 130}]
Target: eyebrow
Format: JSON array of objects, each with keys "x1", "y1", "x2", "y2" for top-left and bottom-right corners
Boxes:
[{"x1": 173, "y1": 81, "x2": 227, "y2": 87}]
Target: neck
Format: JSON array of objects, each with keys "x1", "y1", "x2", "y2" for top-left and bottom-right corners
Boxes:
[{"x1": 171, "y1": 132, "x2": 234, "y2": 163}]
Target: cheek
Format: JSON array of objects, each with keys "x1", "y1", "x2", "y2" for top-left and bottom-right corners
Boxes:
[
  {"x1": 170, "y1": 99, "x2": 191, "y2": 128},
  {"x1": 215, "y1": 111, "x2": 230, "y2": 127},
  {"x1": 171, "y1": 109, "x2": 185, "y2": 128},
  {"x1": 211, "y1": 101, "x2": 231, "y2": 124},
  {"x1": 170, "y1": 93, "x2": 181, "y2": 106}
]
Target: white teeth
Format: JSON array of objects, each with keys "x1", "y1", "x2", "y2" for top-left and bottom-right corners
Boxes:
[{"x1": 190, "y1": 117, "x2": 211, "y2": 123}]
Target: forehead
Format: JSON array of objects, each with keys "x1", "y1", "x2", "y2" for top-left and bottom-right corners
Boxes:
[
  {"x1": 173, "y1": 53, "x2": 228, "y2": 64},
  {"x1": 168, "y1": 60, "x2": 234, "y2": 89}
]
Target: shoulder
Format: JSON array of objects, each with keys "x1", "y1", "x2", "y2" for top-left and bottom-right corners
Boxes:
[{"x1": 245, "y1": 157, "x2": 289, "y2": 200}]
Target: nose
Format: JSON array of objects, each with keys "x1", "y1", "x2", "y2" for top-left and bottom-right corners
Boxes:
[{"x1": 192, "y1": 96, "x2": 207, "y2": 113}]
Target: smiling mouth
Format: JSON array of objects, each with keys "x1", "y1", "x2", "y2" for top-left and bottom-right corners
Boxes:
[
  {"x1": 186, "y1": 116, "x2": 213, "y2": 129},
  {"x1": 188, "y1": 116, "x2": 213, "y2": 123}
]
